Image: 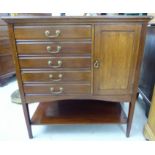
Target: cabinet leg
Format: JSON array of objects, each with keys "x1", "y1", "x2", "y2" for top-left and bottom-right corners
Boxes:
[
  {"x1": 126, "y1": 92, "x2": 139, "y2": 137},
  {"x1": 22, "y1": 103, "x2": 33, "y2": 138},
  {"x1": 126, "y1": 96, "x2": 137, "y2": 137}
]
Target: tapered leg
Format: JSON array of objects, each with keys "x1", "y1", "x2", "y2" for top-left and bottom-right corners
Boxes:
[
  {"x1": 126, "y1": 93, "x2": 139, "y2": 137},
  {"x1": 22, "y1": 103, "x2": 33, "y2": 138}
]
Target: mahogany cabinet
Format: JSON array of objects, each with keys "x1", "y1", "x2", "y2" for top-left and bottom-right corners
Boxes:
[
  {"x1": 3, "y1": 16, "x2": 151, "y2": 138},
  {"x1": 0, "y1": 17, "x2": 15, "y2": 86}
]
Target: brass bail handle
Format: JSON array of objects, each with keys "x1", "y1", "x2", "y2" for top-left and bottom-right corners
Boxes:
[
  {"x1": 49, "y1": 73, "x2": 63, "y2": 81},
  {"x1": 45, "y1": 30, "x2": 61, "y2": 38},
  {"x1": 46, "y1": 45, "x2": 61, "y2": 54},
  {"x1": 94, "y1": 60, "x2": 100, "y2": 69},
  {"x1": 48, "y1": 60, "x2": 62, "y2": 68},
  {"x1": 50, "y1": 87, "x2": 63, "y2": 95}
]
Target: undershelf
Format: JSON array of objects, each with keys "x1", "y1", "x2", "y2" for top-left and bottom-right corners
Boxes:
[{"x1": 31, "y1": 100, "x2": 127, "y2": 125}]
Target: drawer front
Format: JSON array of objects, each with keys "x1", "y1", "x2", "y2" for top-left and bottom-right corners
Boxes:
[
  {"x1": 14, "y1": 25, "x2": 91, "y2": 40},
  {"x1": 0, "y1": 26, "x2": 8, "y2": 37},
  {"x1": 19, "y1": 57, "x2": 91, "y2": 69},
  {"x1": 22, "y1": 71, "x2": 91, "y2": 83},
  {"x1": 24, "y1": 84, "x2": 91, "y2": 95},
  {"x1": 17, "y1": 42, "x2": 91, "y2": 56}
]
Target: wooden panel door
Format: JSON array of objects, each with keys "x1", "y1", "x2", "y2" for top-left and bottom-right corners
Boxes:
[{"x1": 94, "y1": 24, "x2": 141, "y2": 95}]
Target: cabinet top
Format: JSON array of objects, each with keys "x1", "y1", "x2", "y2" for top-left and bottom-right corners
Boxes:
[{"x1": 2, "y1": 16, "x2": 152, "y2": 24}]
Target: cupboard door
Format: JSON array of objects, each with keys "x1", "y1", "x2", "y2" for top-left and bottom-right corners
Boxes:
[{"x1": 94, "y1": 24, "x2": 141, "y2": 95}]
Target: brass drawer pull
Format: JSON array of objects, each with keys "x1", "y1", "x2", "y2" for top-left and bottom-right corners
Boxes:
[
  {"x1": 45, "y1": 30, "x2": 61, "y2": 38},
  {"x1": 50, "y1": 87, "x2": 63, "y2": 95},
  {"x1": 48, "y1": 60, "x2": 62, "y2": 68},
  {"x1": 94, "y1": 60, "x2": 100, "y2": 69},
  {"x1": 46, "y1": 45, "x2": 61, "y2": 54},
  {"x1": 49, "y1": 73, "x2": 63, "y2": 81}
]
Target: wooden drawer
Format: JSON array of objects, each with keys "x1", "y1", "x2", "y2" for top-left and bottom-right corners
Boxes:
[
  {"x1": 24, "y1": 84, "x2": 91, "y2": 95},
  {"x1": 22, "y1": 71, "x2": 91, "y2": 83},
  {"x1": 19, "y1": 57, "x2": 91, "y2": 69},
  {"x1": 17, "y1": 42, "x2": 91, "y2": 56},
  {"x1": 0, "y1": 26, "x2": 8, "y2": 37},
  {"x1": 14, "y1": 25, "x2": 91, "y2": 40}
]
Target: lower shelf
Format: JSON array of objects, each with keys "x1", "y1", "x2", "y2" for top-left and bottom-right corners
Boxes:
[{"x1": 31, "y1": 100, "x2": 127, "y2": 125}]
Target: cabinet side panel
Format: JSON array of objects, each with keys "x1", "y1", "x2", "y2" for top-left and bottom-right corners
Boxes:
[{"x1": 8, "y1": 24, "x2": 26, "y2": 103}]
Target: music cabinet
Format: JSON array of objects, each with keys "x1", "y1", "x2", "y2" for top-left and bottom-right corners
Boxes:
[{"x1": 3, "y1": 16, "x2": 151, "y2": 138}]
